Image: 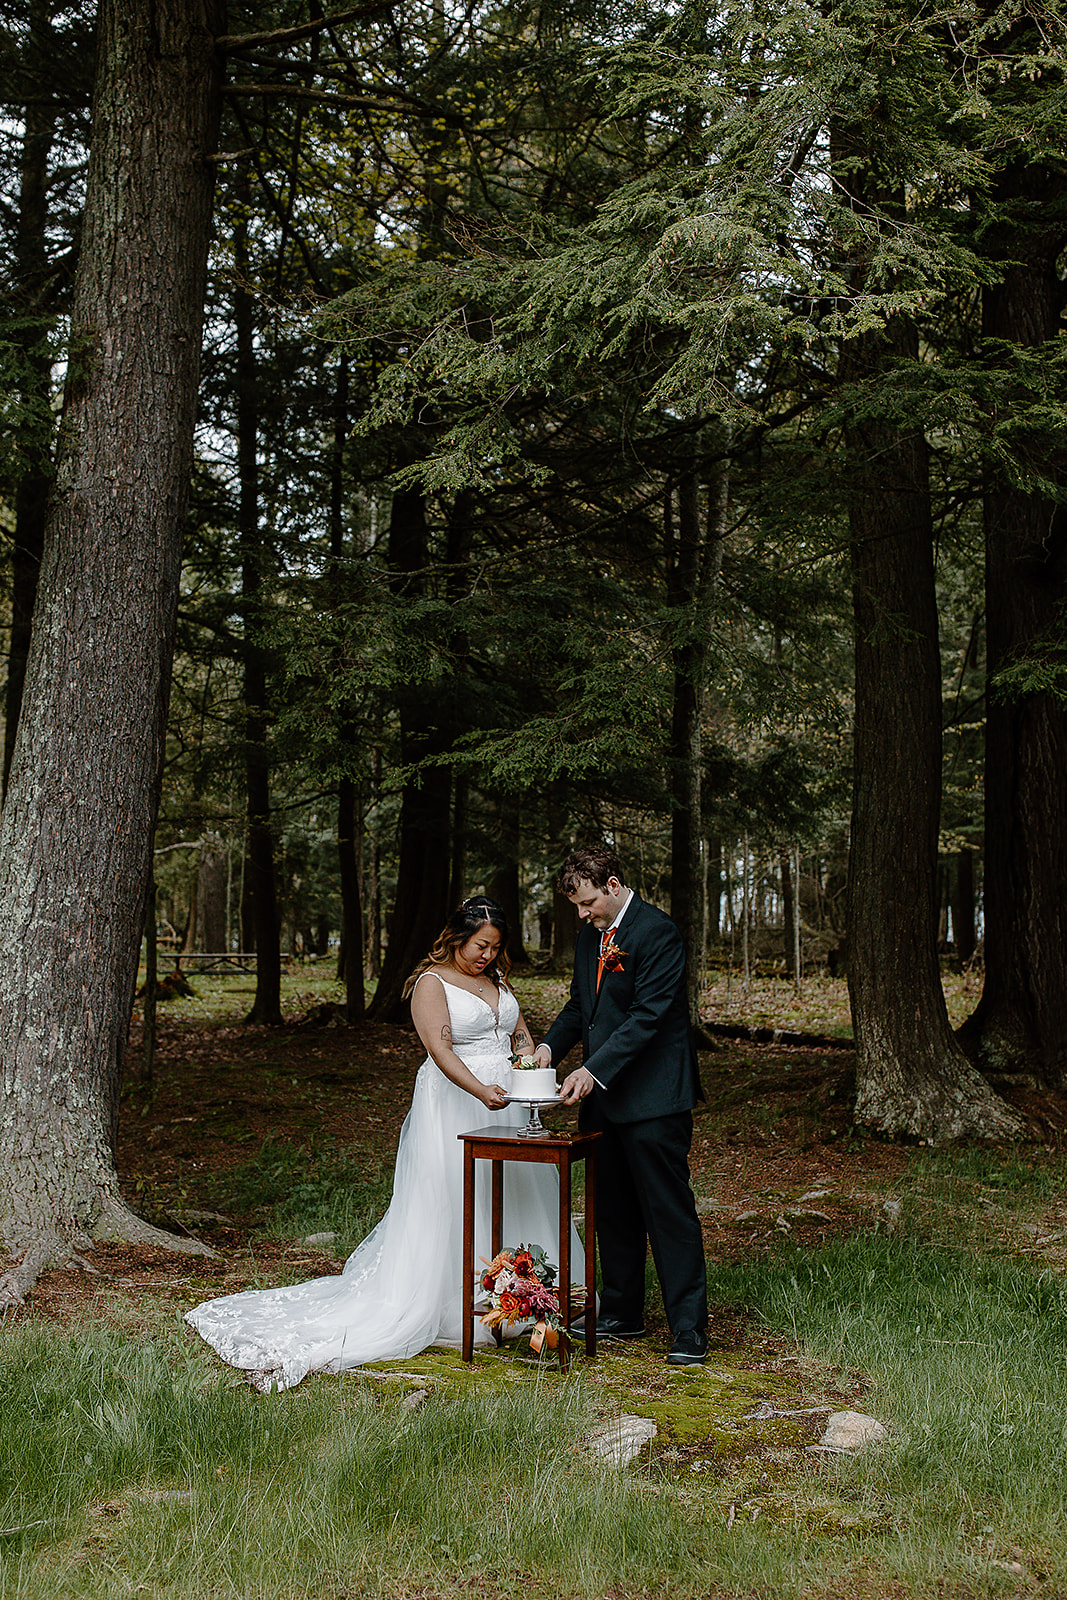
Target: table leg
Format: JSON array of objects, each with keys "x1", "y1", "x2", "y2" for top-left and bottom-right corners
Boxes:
[
  {"x1": 584, "y1": 1146, "x2": 597, "y2": 1360},
  {"x1": 462, "y1": 1141, "x2": 475, "y2": 1364},
  {"x1": 491, "y1": 1159, "x2": 503, "y2": 1256},
  {"x1": 557, "y1": 1151, "x2": 571, "y2": 1373},
  {"x1": 490, "y1": 1160, "x2": 504, "y2": 1346}
]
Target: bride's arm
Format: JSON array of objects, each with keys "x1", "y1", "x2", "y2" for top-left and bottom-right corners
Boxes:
[
  {"x1": 509, "y1": 1004, "x2": 536, "y2": 1058},
  {"x1": 410, "y1": 974, "x2": 510, "y2": 1111}
]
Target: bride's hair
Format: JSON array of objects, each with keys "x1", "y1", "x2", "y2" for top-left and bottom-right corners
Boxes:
[{"x1": 402, "y1": 897, "x2": 511, "y2": 998}]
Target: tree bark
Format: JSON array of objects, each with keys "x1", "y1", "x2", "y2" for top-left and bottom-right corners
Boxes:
[
  {"x1": 369, "y1": 490, "x2": 452, "y2": 1021},
  {"x1": 328, "y1": 351, "x2": 365, "y2": 1018},
  {"x1": 0, "y1": 0, "x2": 225, "y2": 1299},
  {"x1": 235, "y1": 168, "x2": 282, "y2": 1025},
  {"x1": 842, "y1": 315, "x2": 1018, "y2": 1141},
  {"x1": 337, "y1": 774, "x2": 366, "y2": 1018},
  {"x1": 449, "y1": 773, "x2": 469, "y2": 910},
  {"x1": 487, "y1": 794, "x2": 528, "y2": 965},
  {"x1": 143, "y1": 878, "x2": 158, "y2": 1088},
  {"x1": 366, "y1": 736, "x2": 383, "y2": 979},
  {"x1": 960, "y1": 159, "x2": 1067, "y2": 1084},
  {"x1": 706, "y1": 836, "x2": 722, "y2": 942},
  {"x1": 546, "y1": 784, "x2": 576, "y2": 970},
  {"x1": 953, "y1": 848, "x2": 976, "y2": 967},
  {"x1": 667, "y1": 454, "x2": 727, "y2": 1034},
  {"x1": 196, "y1": 835, "x2": 227, "y2": 951},
  {"x1": 780, "y1": 849, "x2": 797, "y2": 982},
  {"x1": 4, "y1": 2, "x2": 56, "y2": 798}
]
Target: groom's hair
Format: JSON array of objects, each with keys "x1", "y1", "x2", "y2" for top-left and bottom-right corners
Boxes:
[{"x1": 557, "y1": 845, "x2": 623, "y2": 894}]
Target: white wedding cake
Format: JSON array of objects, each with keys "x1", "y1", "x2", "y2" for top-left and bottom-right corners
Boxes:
[{"x1": 511, "y1": 1058, "x2": 558, "y2": 1099}]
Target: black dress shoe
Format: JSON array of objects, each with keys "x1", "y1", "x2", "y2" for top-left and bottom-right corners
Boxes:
[
  {"x1": 572, "y1": 1315, "x2": 646, "y2": 1339},
  {"x1": 667, "y1": 1329, "x2": 708, "y2": 1365}
]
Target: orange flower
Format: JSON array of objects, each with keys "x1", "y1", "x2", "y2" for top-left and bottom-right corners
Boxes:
[
  {"x1": 480, "y1": 1249, "x2": 513, "y2": 1279},
  {"x1": 601, "y1": 940, "x2": 626, "y2": 974}
]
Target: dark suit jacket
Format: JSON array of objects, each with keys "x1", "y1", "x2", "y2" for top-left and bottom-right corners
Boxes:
[{"x1": 543, "y1": 893, "x2": 700, "y2": 1125}]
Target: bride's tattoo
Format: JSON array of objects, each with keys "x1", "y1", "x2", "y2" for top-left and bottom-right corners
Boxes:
[
  {"x1": 512, "y1": 1028, "x2": 530, "y2": 1047},
  {"x1": 440, "y1": 1023, "x2": 452, "y2": 1044}
]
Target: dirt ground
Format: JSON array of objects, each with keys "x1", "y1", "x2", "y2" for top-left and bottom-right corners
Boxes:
[{"x1": 19, "y1": 980, "x2": 1067, "y2": 1328}]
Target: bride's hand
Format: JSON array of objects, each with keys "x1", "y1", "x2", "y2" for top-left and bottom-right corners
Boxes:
[{"x1": 481, "y1": 1082, "x2": 509, "y2": 1110}]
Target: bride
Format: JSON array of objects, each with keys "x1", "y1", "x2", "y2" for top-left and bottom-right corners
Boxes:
[{"x1": 185, "y1": 897, "x2": 579, "y2": 1390}]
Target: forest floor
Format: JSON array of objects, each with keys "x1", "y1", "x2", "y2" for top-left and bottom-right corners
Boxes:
[
  {"x1": 9, "y1": 966, "x2": 1067, "y2": 1600},
  {"x1": 30, "y1": 966, "x2": 980, "y2": 1323}
]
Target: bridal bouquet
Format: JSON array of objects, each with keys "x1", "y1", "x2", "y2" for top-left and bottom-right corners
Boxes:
[{"x1": 479, "y1": 1243, "x2": 567, "y2": 1354}]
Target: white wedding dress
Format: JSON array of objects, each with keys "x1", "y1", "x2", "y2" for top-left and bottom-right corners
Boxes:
[{"x1": 185, "y1": 974, "x2": 581, "y2": 1390}]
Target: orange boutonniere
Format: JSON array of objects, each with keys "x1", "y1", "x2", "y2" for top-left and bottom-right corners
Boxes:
[{"x1": 600, "y1": 939, "x2": 626, "y2": 974}]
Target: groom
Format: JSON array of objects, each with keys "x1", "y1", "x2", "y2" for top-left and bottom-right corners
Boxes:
[{"x1": 534, "y1": 845, "x2": 708, "y2": 1365}]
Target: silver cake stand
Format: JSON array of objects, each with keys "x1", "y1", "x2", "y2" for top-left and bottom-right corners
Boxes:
[{"x1": 502, "y1": 1093, "x2": 561, "y2": 1137}]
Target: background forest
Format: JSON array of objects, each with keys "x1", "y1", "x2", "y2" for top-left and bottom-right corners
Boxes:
[{"x1": 0, "y1": 0, "x2": 1064, "y2": 1181}]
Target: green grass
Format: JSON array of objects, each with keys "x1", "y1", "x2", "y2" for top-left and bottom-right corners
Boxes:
[
  {"x1": 200, "y1": 1136, "x2": 393, "y2": 1256},
  {"x1": 145, "y1": 965, "x2": 351, "y2": 1026},
  {"x1": 710, "y1": 1234, "x2": 1067, "y2": 1588},
  {"x1": 0, "y1": 1325, "x2": 738, "y2": 1599},
  {"x1": 5, "y1": 1219, "x2": 1066, "y2": 1596},
  {"x1": 32, "y1": 968, "x2": 1067, "y2": 1595}
]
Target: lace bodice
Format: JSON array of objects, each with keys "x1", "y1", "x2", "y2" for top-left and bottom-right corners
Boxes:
[{"x1": 413, "y1": 973, "x2": 519, "y2": 1076}]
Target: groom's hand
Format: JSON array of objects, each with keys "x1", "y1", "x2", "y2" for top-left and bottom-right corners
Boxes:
[
  {"x1": 533, "y1": 1044, "x2": 552, "y2": 1068},
  {"x1": 558, "y1": 1066, "x2": 594, "y2": 1105}
]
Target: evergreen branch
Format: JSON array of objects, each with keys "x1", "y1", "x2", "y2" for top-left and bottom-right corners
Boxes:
[
  {"x1": 225, "y1": 83, "x2": 403, "y2": 115},
  {"x1": 216, "y1": 5, "x2": 394, "y2": 54}
]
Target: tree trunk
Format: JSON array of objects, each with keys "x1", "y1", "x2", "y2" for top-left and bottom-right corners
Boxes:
[
  {"x1": 143, "y1": 878, "x2": 158, "y2": 1089},
  {"x1": 235, "y1": 170, "x2": 282, "y2": 1025},
  {"x1": 953, "y1": 848, "x2": 976, "y2": 967},
  {"x1": 181, "y1": 864, "x2": 200, "y2": 955},
  {"x1": 842, "y1": 315, "x2": 1019, "y2": 1141},
  {"x1": 197, "y1": 835, "x2": 227, "y2": 951},
  {"x1": 328, "y1": 352, "x2": 365, "y2": 1019},
  {"x1": 449, "y1": 773, "x2": 469, "y2": 910},
  {"x1": 369, "y1": 489, "x2": 452, "y2": 1021},
  {"x1": 706, "y1": 836, "x2": 722, "y2": 942},
  {"x1": 780, "y1": 848, "x2": 797, "y2": 982},
  {"x1": 667, "y1": 457, "x2": 727, "y2": 1033},
  {"x1": 0, "y1": 0, "x2": 224, "y2": 1300},
  {"x1": 547, "y1": 785, "x2": 576, "y2": 970},
  {"x1": 487, "y1": 794, "x2": 528, "y2": 965},
  {"x1": 828, "y1": 102, "x2": 1020, "y2": 1141},
  {"x1": 961, "y1": 162, "x2": 1067, "y2": 1083},
  {"x1": 366, "y1": 736, "x2": 383, "y2": 979},
  {"x1": 4, "y1": 2, "x2": 56, "y2": 798},
  {"x1": 337, "y1": 774, "x2": 366, "y2": 1018}
]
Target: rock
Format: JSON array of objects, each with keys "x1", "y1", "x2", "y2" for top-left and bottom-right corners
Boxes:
[
  {"x1": 784, "y1": 1207, "x2": 833, "y2": 1224},
  {"x1": 301, "y1": 1232, "x2": 337, "y2": 1248},
  {"x1": 733, "y1": 1210, "x2": 761, "y2": 1224},
  {"x1": 585, "y1": 1414, "x2": 657, "y2": 1466},
  {"x1": 815, "y1": 1410, "x2": 887, "y2": 1452},
  {"x1": 401, "y1": 1388, "x2": 430, "y2": 1411}
]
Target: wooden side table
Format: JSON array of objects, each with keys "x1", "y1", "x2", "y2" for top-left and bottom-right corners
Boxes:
[{"x1": 459, "y1": 1126, "x2": 600, "y2": 1371}]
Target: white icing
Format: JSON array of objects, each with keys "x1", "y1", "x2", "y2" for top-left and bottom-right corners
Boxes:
[{"x1": 511, "y1": 1067, "x2": 557, "y2": 1099}]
